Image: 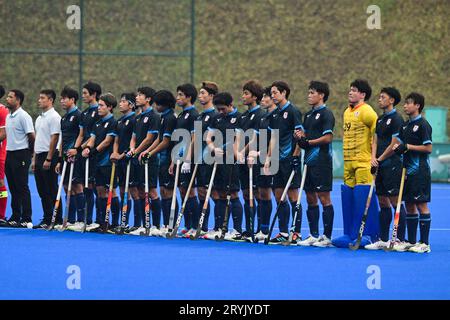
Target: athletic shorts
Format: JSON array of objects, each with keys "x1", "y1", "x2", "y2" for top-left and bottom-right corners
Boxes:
[
  {"x1": 94, "y1": 165, "x2": 118, "y2": 188},
  {"x1": 257, "y1": 169, "x2": 273, "y2": 189},
  {"x1": 343, "y1": 160, "x2": 372, "y2": 188},
  {"x1": 62, "y1": 156, "x2": 84, "y2": 186},
  {"x1": 238, "y1": 164, "x2": 258, "y2": 190},
  {"x1": 375, "y1": 161, "x2": 402, "y2": 197},
  {"x1": 196, "y1": 163, "x2": 214, "y2": 188},
  {"x1": 304, "y1": 163, "x2": 333, "y2": 193},
  {"x1": 0, "y1": 159, "x2": 4, "y2": 180},
  {"x1": 403, "y1": 170, "x2": 431, "y2": 203},
  {"x1": 272, "y1": 159, "x2": 301, "y2": 189},
  {"x1": 129, "y1": 159, "x2": 158, "y2": 189},
  {"x1": 116, "y1": 159, "x2": 131, "y2": 188},
  {"x1": 159, "y1": 163, "x2": 175, "y2": 189},
  {"x1": 213, "y1": 164, "x2": 240, "y2": 192}
]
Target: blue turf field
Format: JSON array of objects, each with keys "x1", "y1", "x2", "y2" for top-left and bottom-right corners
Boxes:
[{"x1": 0, "y1": 177, "x2": 449, "y2": 300}]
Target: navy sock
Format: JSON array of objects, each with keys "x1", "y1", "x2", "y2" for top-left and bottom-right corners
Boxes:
[
  {"x1": 259, "y1": 200, "x2": 272, "y2": 234},
  {"x1": 95, "y1": 196, "x2": 101, "y2": 224},
  {"x1": 184, "y1": 197, "x2": 194, "y2": 229},
  {"x1": 161, "y1": 198, "x2": 171, "y2": 226},
  {"x1": 278, "y1": 201, "x2": 290, "y2": 234},
  {"x1": 214, "y1": 199, "x2": 226, "y2": 231},
  {"x1": 133, "y1": 199, "x2": 142, "y2": 227},
  {"x1": 397, "y1": 204, "x2": 407, "y2": 242},
  {"x1": 111, "y1": 197, "x2": 120, "y2": 227},
  {"x1": 124, "y1": 199, "x2": 132, "y2": 225},
  {"x1": 140, "y1": 199, "x2": 149, "y2": 228},
  {"x1": 306, "y1": 205, "x2": 320, "y2": 238},
  {"x1": 291, "y1": 201, "x2": 302, "y2": 233},
  {"x1": 68, "y1": 195, "x2": 76, "y2": 223},
  {"x1": 85, "y1": 188, "x2": 94, "y2": 224},
  {"x1": 322, "y1": 205, "x2": 334, "y2": 239},
  {"x1": 406, "y1": 213, "x2": 419, "y2": 244},
  {"x1": 189, "y1": 197, "x2": 200, "y2": 230},
  {"x1": 231, "y1": 198, "x2": 243, "y2": 233},
  {"x1": 199, "y1": 197, "x2": 210, "y2": 232},
  {"x1": 380, "y1": 207, "x2": 393, "y2": 242},
  {"x1": 419, "y1": 213, "x2": 431, "y2": 245},
  {"x1": 255, "y1": 199, "x2": 261, "y2": 232},
  {"x1": 74, "y1": 193, "x2": 86, "y2": 222},
  {"x1": 244, "y1": 199, "x2": 251, "y2": 231},
  {"x1": 98, "y1": 198, "x2": 107, "y2": 225},
  {"x1": 151, "y1": 198, "x2": 161, "y2": 228}
]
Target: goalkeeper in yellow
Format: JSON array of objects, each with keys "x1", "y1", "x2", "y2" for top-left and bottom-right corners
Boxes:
[{"x1": 332, "y1": 79, "x2": 380, "y2": 248}]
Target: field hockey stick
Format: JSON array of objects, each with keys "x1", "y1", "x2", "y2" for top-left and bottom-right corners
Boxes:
[
  {"x1": 264, "y1": 170, "x2": 296, "y2": 245},
  {"x1": 140, "y1": 159, "x2": 151, "y2": 236},
  {"x1": 215, "y1": 163, "x2": 236, "y2": 241},
  {"x1": 47, "y1": 160, "x2": 68, "y2": 231},
  {"x1": 283, "y1": 164, "x2": 308, "y2": 246},
  {"x1": 81, "y1": 157, "x2": 89, "y2": 233},
  {"x1": 384, "y1": 167, "x2": 407, "y2": 252},
  {"x1": 60, "y1": 161, "x2": 75, "y2": 232},
  {"x1": 190, "y1": 162, "x2": 217, "y2": 240},
  {"x1": 248, "y1": 164, "x2": 256, "y2": 243},
  {"x1": 102, "y1": 162, "x2": 116, "y2": 234},
  {"x1": 116, "y1": 160, "x2": 131, "y2": 235},
  {"x1": 166, "y1": 159, "x2": 181, "y2": 236}
]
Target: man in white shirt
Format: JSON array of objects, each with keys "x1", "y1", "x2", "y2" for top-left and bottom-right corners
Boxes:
[
  {"x1": 32, "y1": 90, "x2": 61, "y2": 229},
  {"x1": 5, "y1": 89, "x2": 35, "y2": 228}
]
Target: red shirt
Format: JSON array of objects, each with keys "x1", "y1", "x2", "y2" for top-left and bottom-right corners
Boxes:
[{"x1": 0, "y1": 104, "x2": 8, "y2": 161}]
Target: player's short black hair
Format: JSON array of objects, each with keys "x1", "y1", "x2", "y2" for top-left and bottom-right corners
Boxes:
[
  {"x1": 213, "y1": 92, "x2": 233, "y2": 107},
  {"x1": 263, "y1": 86, "x2": 272, "y2": 97},
  {"x1": 271, "y1": 81, "x2": 291, "y2": 99},
  {"x1": 153, "y1": 90, "x2": 176, "y2": 109},
  {"x1": 99, "y1": 93, "x2": 117, "y2": 109},
  {"x1": 405, "y1": 92, "x2": 425, "y2": 113},
  {"x1": 309, "y1": 81, "x2": 330, "y2": 103},
  {"x1": 177, "y1": 83, "x2": 198, "y2": 104},
  {"x1": 10, "y1": 89, "x2": 25, "y2": 104},
  {"x1": 121, "y1": 92, "x2": 136, "y2": 109},
  {"x1": 243, "y1": 80, "x2": 264, "y2": 104},
  {"x1": 380, "y1": 87, "x2": 401, "y2": 106},
  {"x1": 350, "y1": 79, "x2": 372, "y2": 101},
  {"x1": 137, "y1": 86, "x2": 156, "y2": 101},
  {"x1": 61, "y1": 86, "x2": 79, "y2": 104},
  {"x1": 201, "y1": 81, "x2": 219, "y2": 96},
  {"x1": 83, "y1": 81, "x2": 102, "y2": 99},
  {"x1": 0, "y1": 85, "x2": 5, "y2": 99},
  {"x1": 40, "y1": 89, "x2": 56, "y2": 103}
]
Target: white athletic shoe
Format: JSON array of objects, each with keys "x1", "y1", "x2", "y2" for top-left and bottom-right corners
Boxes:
[
  {"x1": 65, "y1": 222, "x2": 76, "y2": 230},
  {"x1": 254, "y1": 231, "x2": 267, "y2": 243},
  {"x1": 85, "y1": 223, "x2": 100, "y2": 232},
  {"x1": 129, "y1": 227, "x2": 146, "y2": 236},
  {"x1": 203, "y1": 230, "x2": 218, "y2": 240},
  {"x1": 364, "y1": 240, "x2": 388, "y2": 250},
  {"x1": 224, "y1": 229, "x2": 239, "y2": 241},
  {"x1": 184, "y1": 228, "x2": 196, "y2": 238},
  {"x1": 392, "y1": 241, "x2": 414, "y2": 252},
  {"x1": 298, "y1": 235, "x2": 319, "y2": 247},
  {"x1": 159, "y1": 226, "x2": 168, "y2": 237},
  {"x1": 408, "y1": 242, "x2": 431, "y2": 253},
  {"x1": 312, "y1": 235, "x2": 333, "y2": 248},
  {"x1": 150, "y1": 226, "x2": 160, "y2": 237},
  {"x1": 68, "y1": 222, "x2": 85, "y2": 232},
  {"x1": 54, "y1": 224, "x2": 63, "y2": 231}
]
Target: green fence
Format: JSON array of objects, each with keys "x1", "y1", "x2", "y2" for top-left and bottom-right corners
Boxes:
[{"x1": 331, "y1": 140, "x2": 450, "y2": 182}]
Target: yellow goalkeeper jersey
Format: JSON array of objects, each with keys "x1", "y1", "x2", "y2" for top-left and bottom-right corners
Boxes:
[{"x1": 343, "y1": 102, "x2": 377, "y2": 161}]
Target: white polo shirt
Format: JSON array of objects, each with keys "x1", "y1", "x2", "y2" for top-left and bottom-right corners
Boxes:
[
  {"x1": 34, "y1": 107, "x2": 61, "y2": 154},
  {"x1": 6, "y1": 107, "x2": 35, "y2": 151}
]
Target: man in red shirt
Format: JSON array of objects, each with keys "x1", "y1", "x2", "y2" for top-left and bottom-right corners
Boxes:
[{"x1": 0, "y1": 85, "x2": 9, "y2": 224}]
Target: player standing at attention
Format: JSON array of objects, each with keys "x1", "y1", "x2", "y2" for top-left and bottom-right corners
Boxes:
[
  {"x1": 332, "y1": 79, "x2": 379, "y2": 248},
  {"x1": 366, "y1": 87, "x2": 407, "y2": 250},
  {"x1": 0, "y1": 86, "x2": 9, "y2": 226},
  {"x1": 237, "y1": 80, "x2": 265, "y2": 242},
  {"x1": 379, "y1": 92, "x2": 433, "y2": 253},
  {"x1": 140, "y1": 90, "x2": 177, "y2": 236},
  {"x1": 264, "y1": 81, "x2": 303, "y2": 245},
  {"x1": 82, "y1": 93, "x2": 118, "y2": 232},
  {"x1": 294, "y1": 81, "x2": 335, "y2": 247},
  {"x1": 128, "y1": 87, "x2": 160, "y2": 235},
  {"x1": 110, "y1": 93, "x2": 136, "y2": 231}
]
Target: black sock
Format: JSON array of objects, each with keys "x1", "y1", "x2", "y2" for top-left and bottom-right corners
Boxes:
[
  {"x1": 214, "y1": 199, "x2": 226, "y2": 231},
  {"x1": 231, "y1": 198, "x2": 243, "y2": 233},
  {"x1": 278, "y1": 201, "x2": 290, "y2": 234},
  {"x1": 291, "y1": 201, "x2": 302, "y2": 233},
  {"x1": 111, "y1": 197, "x2": 120, "y2": 227},
  {"x1": 68, "y1": 195, "x2": 77, "y2": 223},
  {"x1": 397, "y1": 204, "x2": 407, "y2": 242},
  {"x1": 322, "y1": 205, "x2": 334, "y2": 238},
  {"x1": 406, "y1": 213, "x2": 419, "y2": 244},
  {"x1": 98, "y1": 198, "x2": 107, "y2": 225},
  {"x1": 379, "y1": 207, "x2": 392, "y2": 242},
  {"x1": 85, "y1": 188, "x2": 94, "y2": 224},
  {"x1": 419, "y1": 213, "x2": 431, "y2": 245},
  {"x1": 199, "y1": 197, "x2": 210, "y2": 232},
  {"x1": 161, "y1": 198, "x2": 171, "y2": 226},
  {"x1": 184, "y1": 197, "x2": 194, "y2": 229},
  {"x1": 259, "y1": 200, "x2": 272, "y2": 234},
  {"x1": 307, "y1": 205, "x2": 320, "y2": 238},
  {"x1": 190, "y1": 197, "x2": 200, "y2": 230},
  {"x1": 151, "y1": 198, "x2": 161, "y2": 228},
  {"x1": 133, "y1": 199, "x2": 142, "y2": 227},
  {"x1": 74, "y1": 193, "x2": 86, "y2": 223}
]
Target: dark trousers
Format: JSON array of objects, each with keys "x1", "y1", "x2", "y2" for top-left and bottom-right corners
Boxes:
[
  {"x1": 5, "y1": 149, "x2": 32, "y2": 222},
  {"x1": 34, "y1": 152, "x2": 61, "y2": 223}
]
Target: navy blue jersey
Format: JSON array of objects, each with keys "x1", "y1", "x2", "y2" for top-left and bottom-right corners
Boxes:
[
  {"x1": 80, "y1": 104, "x2": 100, "y2": 143},
  {"x1": 375, "y1": 109, "x2": 404, "y2": 167},
  {"x1": 209, "y1": 108, "x2": 242, "y2": 157},
  {"x1": 257, "y1": 109, "x2": 276, "y2": 153},
  {"x1": 302, "y1": 105, "x2": 335, "y2": 166},
  {"x1": 158, "y1": 109, "x2": 177, "y2": 165},
  {"x1": 395, "y1": 115, "x2": 432, "y2": 175},
  {"x1": 268, "y1": 101, "x2": 303, "y2": 160},
  {"x1": 116, "y1": 112, "x2": 136, "y2": 154},
  {"x1": 133, "y1": 107, "x2": 160, "y2": 151},
  {"x1": 174, "y1": 106, "x2": 199, "y2": 158},
  {"x1": 61, "y1": 107, "x2": 82, "y2": 153},
  {"x1": 91, "y1": 114, "x2": 117, "y2": 167}
]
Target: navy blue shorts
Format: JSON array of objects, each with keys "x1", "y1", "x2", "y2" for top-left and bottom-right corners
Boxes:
[
  {"x1": 272, "y1": 159, "x2": 301, "y2": 189},
  {"x1": 159, "y1": 163, "x2": 175, "y2": 189},
  {"x1": 129, "y1": 159, "x2": 158, "y2": 188},
  {"x1": 304, "y1": 163, "x2": 333, "y2": 193},
  {"x1": 238, "y1": 164, "x2": 258, "y2": 190},
  {"x1": 375, "y1": 162, "x2": 402, "y2": 197},
  {"x1": 196, "y1": 163, "x2": 214, "y2": 188},
  {"x1": 94, "y1": 165, "x2": 118, "y2": 189},
  {"x1": 403, "y1": 170, "x2": 431, "y2": 203},
  {"x1": 213, "y1": 164, "x2": 240, "y2": 192}
]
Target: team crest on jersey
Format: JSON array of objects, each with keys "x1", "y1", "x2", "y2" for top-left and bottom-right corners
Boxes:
[
  {"x1": 70, "y1": 116, "x2": 74, "y2": 122},
  {"x1": 205, "y1": 115, "x2": 210, "y2": 122},
  {"x1": 144, "y1": 117, "x2": 148, "y2": 123},
  {"x1": 125, "y1": 120, "x2": 129, "y2": 126},
  {"x1": 283, "y1": 112, "x2": 288, "y2": 119},
  {"x1": 315, "y1": 113, "x2": 321, "y2": 120},
  {"x1": 185, "y1": 113, "x2": 189, "y2": 119},
  {"x1": 413, "y1": 125, "x2": 419, "y2": 132},
  {"x1": 387, "y1": 118, "x2": 392, "y2": 125},
  {"x1": 91, "y1": 111, "x2": 96, "y2": 118},
  {"x1": 250, "y1": 114, "x2": 255, "y2": 120},
  {"x1": 230, "y1": 118, "x2": 236, "y2": 124}
]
